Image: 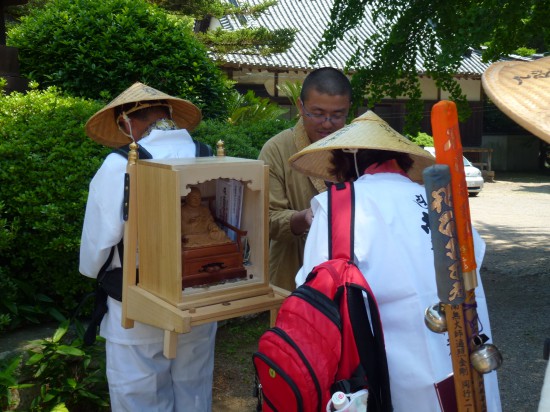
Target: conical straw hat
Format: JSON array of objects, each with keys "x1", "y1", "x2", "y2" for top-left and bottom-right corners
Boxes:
[
  {"x1": 289, "y1": 110, "x2": 435, "y2": 183},
  {"x1": 482, "y1": 56, "x2": 550, "y2": 144},
  {"x1": 85, "y1": 82, "x2": 202, "y2": 147}
]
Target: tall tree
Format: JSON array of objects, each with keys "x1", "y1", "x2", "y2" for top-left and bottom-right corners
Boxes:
[
  {"x1": 7, "y1": 0, "x2": 232, "y2": 119},
  {"x1": 149, "y1": 0, "x2": 296, "y2": 56},
  {"x1": 151, "y1": 0, "x2": 275, "y2": 20},
  {"x1": 5, "y1": 0, "x2": 296, "y2": 57},
  {"x1": 311, "y1": 0, "x2": 549, "y2": 135}
]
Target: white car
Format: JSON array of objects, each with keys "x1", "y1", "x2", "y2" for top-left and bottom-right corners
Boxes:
[{"x1": 423, "y1": 147, "x2": 484, "y2": 196}]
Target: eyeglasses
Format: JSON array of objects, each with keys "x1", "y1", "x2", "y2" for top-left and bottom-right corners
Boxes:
[{"x1": 301, "y1": 101, "x2": 347, "y2": 125}]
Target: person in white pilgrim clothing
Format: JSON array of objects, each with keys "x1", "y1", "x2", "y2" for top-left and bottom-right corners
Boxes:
[
  {"x1": 539, "y1": 357, "x2": 550, "y2": 412},
  {"x1": 79, "y1": 82, "x2": 216, "y2": 412},
  {"x1": 289, "y1": 111, "x2": 502, "y2": 412}
]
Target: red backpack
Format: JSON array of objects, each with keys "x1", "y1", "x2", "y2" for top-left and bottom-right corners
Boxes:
[{"x1": 253, "y1": 182, "x2": 393, "y2": 412}]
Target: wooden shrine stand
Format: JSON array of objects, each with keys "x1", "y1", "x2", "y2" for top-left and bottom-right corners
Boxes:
[{"x1": 120, "y1": 143, "x2": 288, "y2": 358}]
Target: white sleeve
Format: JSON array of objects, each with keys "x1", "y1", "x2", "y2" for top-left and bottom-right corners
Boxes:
[
  {"x1": 79, "y1": 154, "x2": 126, "y2": 278},
  {"x1": 472, "y1": 227, "x2": 486, "y2": 269},
  {"x1": 295, "y1": 194, "x2": 329, "y2": 287}
]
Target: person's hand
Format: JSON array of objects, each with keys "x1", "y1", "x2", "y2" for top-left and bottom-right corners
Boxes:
[{"x1": 290, "y1": 208, "x2": 313, "y2": 236}]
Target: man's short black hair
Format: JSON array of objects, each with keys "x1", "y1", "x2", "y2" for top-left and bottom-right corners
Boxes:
[{"x1": 300, "y1": 67, "x2": 352, "y2": 102}]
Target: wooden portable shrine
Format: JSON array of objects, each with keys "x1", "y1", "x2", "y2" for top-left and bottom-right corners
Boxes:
[{"x1": 120, "y1": 141, "x2": 288, "y2": 358}]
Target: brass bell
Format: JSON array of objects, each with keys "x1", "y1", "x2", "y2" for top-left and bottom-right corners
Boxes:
[
  {"x1": 424, "y1": 303, "x2": 447, "y2": 333},
  {"x1": 470, "y1": 334, "x2": 503, "y2": 374}
]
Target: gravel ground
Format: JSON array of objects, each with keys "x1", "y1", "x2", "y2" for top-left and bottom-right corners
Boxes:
[{"x1": 468, "y1": 172, "x2": 550, "y2": 412}]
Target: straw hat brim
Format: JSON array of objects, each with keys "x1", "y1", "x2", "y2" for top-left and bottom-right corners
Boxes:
[
  {"x1": 85, "y1": 82, "x2": 202, "y2": 148},
  {"x1": 289, "y1": 110, "x2": 435, "y2": 183},
  {"x1": 482, "y1": 56, "x2": 550, "y2": 144}
]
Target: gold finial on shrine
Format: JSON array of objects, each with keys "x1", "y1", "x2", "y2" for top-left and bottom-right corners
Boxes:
[
  {"x1": 128, "y1": 141, "x2": 138, "y2": 165},
  {"x1": 216, "y1": 140, "x2": 225, "y2": 157}
]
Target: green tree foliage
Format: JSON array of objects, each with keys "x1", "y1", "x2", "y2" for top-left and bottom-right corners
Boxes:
[
  {"x1": 227, "y1": 90, "x2": 289, "y2": 125},
  {"x1": 0, "y1": 138, "x2": 17, "y2": 330},
  {"x1": 312, "y1": 0, "x2": 549, "y2": 135},
  {"x1": 4, "y1": 0, "x2": 49, "y2": 21},
  {"x1": 0, "y1": 320, "x2": 109, "y2": 411},
  {"x1": 480, "y1": 0, "x2": 549, "y2": 61},
  {"x1": 7, "y1": 0, "x2": 232, "y2": 119},
  {"x1": 6, "y1": 0, "x2": 295, "y2": 59},
  {"x1": 193, "y1": 118, "x2": 293, "y2": 160},
  {"x1": 0, "y1": 354, "x2": 25, "y2": 410},
  {"x1": 0, "y1": 84, "x2": 106, "y2": 327},
  {"x1": 196, "y1": 26, "x2": 297, "y2": 57},
  {"x1": 409, "y1": 132, "x2": 434, "y2": 148},
  {"x1": 151, "y1": 0, "x2": 277, "y2": 20},
  {"x1": 277, "y1": 80, "x2": 302, "y2": 113},
  {"x1": 24, "y1": 321, "x2": 109, "y2": 411},
  {"x1": 150, "y1": 0, "x2": 296, "y2": 56},
  {"x1": 0, "y1": 207, "x2": 18, "y2": 328}
]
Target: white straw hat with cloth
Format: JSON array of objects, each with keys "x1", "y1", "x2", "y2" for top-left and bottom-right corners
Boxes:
[
  {"x1": 85, "y1": 82, "x2": 202, "y2": 148},
  {"x1": 482, "y1": 55, "x2": 550, "y2": 144},
  {"x1": 288, "y1": 110, "x2": 435, "y2": 183}
]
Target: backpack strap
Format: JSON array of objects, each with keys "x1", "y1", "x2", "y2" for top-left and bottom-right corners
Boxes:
[
  {"x1": 328, "y1": 180, "x2": 393, "y2": 412},
  {"x1": 83, "y1": 240, "x2": 122, "y2": 346},
  {"x1": 346, "y1": 284, "x2": 393, "y2": 411},
  {"x1": 114, "y1": 138, "x2": 212, "y2": 159},
  {"x1": 328, "y1": 181, "x2": 354, "y2": 261},
  {"x1": 193, "y1": 138, "x2": 213, "y2": 157}
]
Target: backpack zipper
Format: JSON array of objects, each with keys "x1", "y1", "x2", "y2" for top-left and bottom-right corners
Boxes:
[
  {"x1": 253, "y1": 350, "x2": 304, "y2": 411},
  {"x1": 270, "y1": 327, "x2": 322, "y2": 410}
]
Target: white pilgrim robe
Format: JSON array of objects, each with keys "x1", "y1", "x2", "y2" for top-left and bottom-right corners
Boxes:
[
  {"x1": 539, "y1": 361, "x2": 550, "y2": 412},
  {"x1": 296, "y1": 172, "x2": 502, "y2": 412}
]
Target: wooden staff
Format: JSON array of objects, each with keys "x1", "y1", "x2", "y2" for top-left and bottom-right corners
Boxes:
[
  {"x1": 431, "y1": 100, "x2": 486, "y2": 412},
  {"x1": 423, "y1": 165, "x2": 475, "y2": 412}
]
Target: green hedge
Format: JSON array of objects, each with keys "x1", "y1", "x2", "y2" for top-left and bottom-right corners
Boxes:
[
  {"x1": 194, "y1": 118, "x2": 294, "y2": 159},
  {"x1": 0, "y1": 84, "x2": 107, "y2": 329},
  {"x1": 409, "y1": 132, "x2": 434, "y2": 147},
  {"x1": 7, "y1": 0, "x2": 232, "y2": 120},
  {"x1": 0, "y1": 84, "x2": 293, "y2": 330},
  {"x1": 0, "y1": 202, "x2": 16, "y2": 330}
]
